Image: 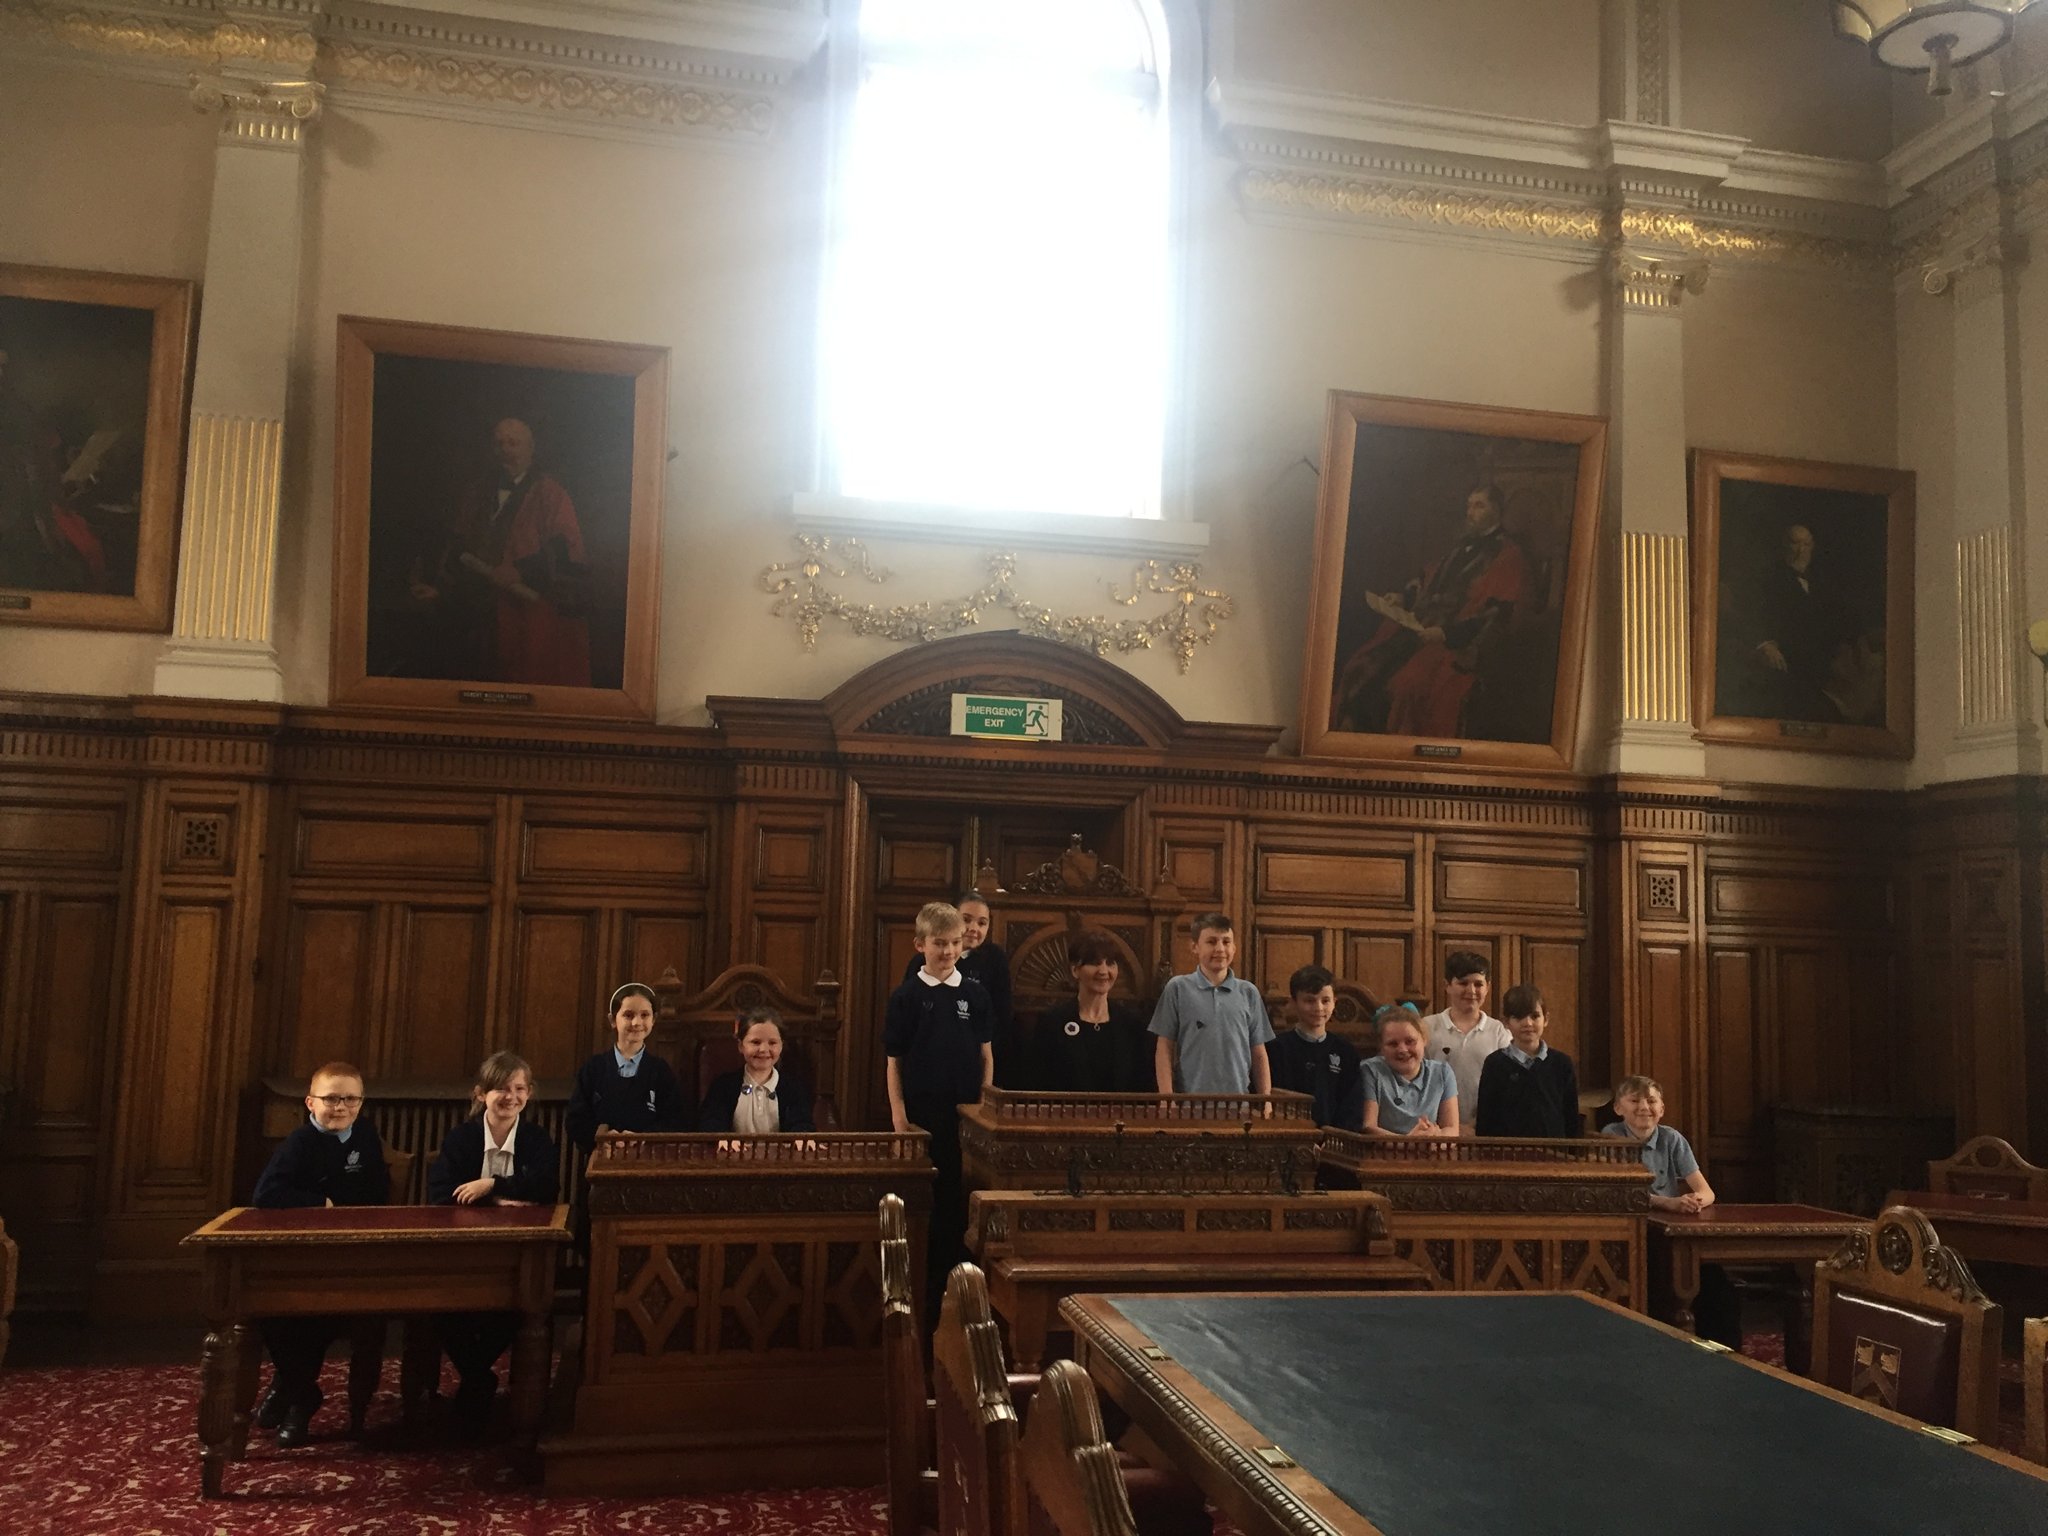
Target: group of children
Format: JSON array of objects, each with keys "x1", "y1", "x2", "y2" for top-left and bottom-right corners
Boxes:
[
  {"x1": 248, "y1": 983, "x2": 815, "y2": 1445},
  {"x1": 251, "y1": 897, "x2": 1720, "y2": 1445},
  {"x1": 879, "y1": 899, "x2": 1718, "y2": 1311}
]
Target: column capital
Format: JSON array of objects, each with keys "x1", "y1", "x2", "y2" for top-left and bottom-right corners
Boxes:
[
  {"x1": 1922, "y1": 228, "x2": 2024, "y2": 296},
  {"x1": 189, "y1": 74, "x2": 324, "y2": 149},
  {"x1": 1610, "y1": 244, "x2": 1709, "y2": 312}
]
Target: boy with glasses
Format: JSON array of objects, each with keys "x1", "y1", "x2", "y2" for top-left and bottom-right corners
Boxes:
[{"x1": 251, "y1": 1061, "x2": 390, "y2": 1446}]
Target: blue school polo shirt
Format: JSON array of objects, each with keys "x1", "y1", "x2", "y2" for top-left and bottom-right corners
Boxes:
[
  {"x1": 1602, "y1": 1122, "x2": 1700, "y2": 1197},
  {"x1": 1361, "y1": 1056, "x2": 1457, "y2": 1134}
]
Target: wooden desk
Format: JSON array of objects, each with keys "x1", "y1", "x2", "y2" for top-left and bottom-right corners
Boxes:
[
  {"x1": 1318, "y1": 1132, "x2": 1652, "y2": 1307},
  {"x1": 1063, "y1": 1290, "x2": 2048, "y2": 1536},
  {"x1": 182, "y1": 1204, "x2": 570, "y2": 1497},
  {"x1": 1646, "y1": 1203, "x2": 1860, "y2": 1369},
  {"x1": 1886, "y1": 1188, "x2": 2048, "y2": 1269},
  {"x1": 967, "y1": 1189, "x2": 1420, "y2": 1369},
  {"x1": 542, "y1": 1132, "x2": 934, "y2": 1496}
]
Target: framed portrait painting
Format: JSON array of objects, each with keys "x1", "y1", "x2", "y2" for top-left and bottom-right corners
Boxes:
[
  {"x1": 0, "y1": 262, "x2": 195, "y2": 630},
  {"x1": 1690, "y1": 449, "x2": 1913, "y2": 757},
  {"x1": 1298, "y1": 392, "x2": 1606, "y2": 772},
  {"x1": 332, "y1": 316, "x2": 667, "y2": 720}
]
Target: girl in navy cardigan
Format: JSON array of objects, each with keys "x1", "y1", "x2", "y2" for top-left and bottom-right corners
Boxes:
[
  {"x1": 698, "y1": 1007, "x2": 817, "y2": 1134},
  {"x1": 564, "y1": 981, "x2": 692, "y2": 1156},
  {"x1": 426, "y1": 1051, "x2": 559, "y2": 1429}
]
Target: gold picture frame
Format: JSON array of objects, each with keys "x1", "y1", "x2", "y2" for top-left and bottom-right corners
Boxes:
[
  {"x1": 1690, "y1": 448, "x2": 1914, "y2": 758},
  {"x1": 1298, "y1": 391, "x2": 1607, "y2": 773},
  {"x1": 331, "y1": 315, "x2": 667, "y2": 721},
  {"x1": 0, "y1": 262, "x2": 195, "y2": 630}
]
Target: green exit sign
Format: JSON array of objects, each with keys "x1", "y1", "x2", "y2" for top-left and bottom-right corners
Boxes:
[{"x1": 950, "y1": 694, "x2": 1063, "y2": 741}]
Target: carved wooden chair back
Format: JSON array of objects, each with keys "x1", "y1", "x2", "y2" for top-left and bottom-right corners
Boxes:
[
  {"x1": 881, "y1": 1193, "x2": 937, "y2": 1536},
  {"x1": 1810, "y1": 1205, "x2": 2001, "y2": 1440},
  {"x1": 1019, "y1": 1359, "x2": 1141, "y2": 1536},
  {"x1": 933, "y1": 1262, "x2": 1026, "y2": 1536},
  {"x1": 1928, "y1": 1135, "x2": 2048, "y2": 1202},
  {"x1": 2025, "y1": 1316, "x2": 2047, "y2": 1467},
  {"x1": 381, "y1": 1145, "x2": 417, "y2": 1206},
  {"x1": 656, "y1": 963, "x2": 843, "y2": 1127}
]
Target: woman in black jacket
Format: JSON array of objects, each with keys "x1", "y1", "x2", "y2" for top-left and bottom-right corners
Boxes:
[
  {"x1": 1032, "y1": 929, "x2": 1151, "y2": 1093},
  {"x1": 427, "y1": 1050, "x2": 559, "y2": 1429},
  {"x1": 698, "y1": 1007, "x2": 817, "y2": 1134}
]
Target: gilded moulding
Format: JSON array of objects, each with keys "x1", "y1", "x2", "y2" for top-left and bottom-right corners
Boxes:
[
  {"x1": 0, "y1": 2, "x2": 317, "y2": 68},
  {"x1": 1238, "y1": 168, "x2": 1604, "y2": 244},
  {"x1": 757, "y1": 537, "x2": 1235, "y2": 674},
  {"x1": 322, "y1": 39, "x2": 774, "y2": 137},
  {"x1": 1613, "y1": 207, "x2": 1884, "y2": 275}
]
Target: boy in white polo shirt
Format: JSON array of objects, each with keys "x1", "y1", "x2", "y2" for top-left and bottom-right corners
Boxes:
[{"x1": 1422, "y1": 950, "x2": 1509, "y2": 1136}]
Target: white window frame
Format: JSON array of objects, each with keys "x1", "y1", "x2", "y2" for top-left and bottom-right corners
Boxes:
[{"x1": 794, "y1": 0, "x2": 1208, "y2": 557}]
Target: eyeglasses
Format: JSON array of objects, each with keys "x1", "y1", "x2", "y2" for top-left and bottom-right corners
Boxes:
[{"x1": 312, "y1": 1094, "x2": 364, "y2": 1109}]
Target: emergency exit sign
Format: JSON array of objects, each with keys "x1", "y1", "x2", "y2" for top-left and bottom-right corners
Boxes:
[{"x1": 950, "y1": 694, "x2": 1063, "y2": 741}]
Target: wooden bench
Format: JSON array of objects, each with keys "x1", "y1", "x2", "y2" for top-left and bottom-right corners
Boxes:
[{"x1": 968, "y1": 1190, "x2": 1421, "y2": 1370}]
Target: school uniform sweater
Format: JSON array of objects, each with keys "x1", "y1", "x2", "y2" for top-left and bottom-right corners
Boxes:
[
  {"x1": 885, "y1": 972, "x2": 993, "y2": 1111},
  {"x1": 427, "y1": 1116, "x2": 560, "y2": 1206},
  {"x1": 1473, "y1": 1046, "x2": 1582, "y2": 1138},
  {"x1": 698, "y1": 1068, "x2": 817, "y2": 1134},
  {"x1": 903, "y1": 943, "x2": 1016, "y2": 1085},
  {"x1": 254, "y1": 1117, "x2": 390, "y2": 1209},
  {"x1": 1267, "y1": 1030, "x2": 1366, "y2": 1131},
  {"x1": 563, "y1": 1049, "x2": 691, "y2": 1153}
]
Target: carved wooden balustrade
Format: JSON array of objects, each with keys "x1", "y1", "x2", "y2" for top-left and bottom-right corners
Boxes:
[
  {"x1": 1319, "y1": 1131, "x2": 1653, "y2": 1306},
  {"x1": 958, "y1": 1087, "x2": 1321, "y2": 1195},
  {"x1": 541, "y1": 1131, "x2": 934, "y2": 1496}
]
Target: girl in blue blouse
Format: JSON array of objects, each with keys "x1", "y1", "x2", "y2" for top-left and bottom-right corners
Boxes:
[{"x1": 1361, "y1": 1002, "x2": 1460, "y2": 1137}]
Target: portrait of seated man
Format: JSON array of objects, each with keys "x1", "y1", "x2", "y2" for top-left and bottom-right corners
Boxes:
[
  {"x1": 408, "y1": 414, "x2": 593, "y2": 689},
  {"x1": 1716, "y1": 518, "x2": 1885, "y2": 727}
]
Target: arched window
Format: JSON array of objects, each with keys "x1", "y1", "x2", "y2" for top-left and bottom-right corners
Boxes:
[{"x1": 816, "y1": 0, "x2": 1188, "y2": 528}]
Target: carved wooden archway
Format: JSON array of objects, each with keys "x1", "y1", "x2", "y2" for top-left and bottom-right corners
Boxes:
[{"x1": 820, "y1": 632, "x2": 1194, "y2": 750}]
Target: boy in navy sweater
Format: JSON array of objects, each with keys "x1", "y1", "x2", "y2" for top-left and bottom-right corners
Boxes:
[
  {"x1": 564, "y1": 981, "x2": 692, "y2": 1156},
  {"x1": 900, "y1": 891, "x2": 1016, "y2": 1085},
  {"x1": 885, "y1": 901, "x2": 994, "y2": 1318},
  {"x1": 1473, "y1": 984, "x2": 1582, "y2": 1138},
  {"x1": 1266, "y1": 964, "x2": 1365, "y2": 1131},
  {"x1": 252, "y1": 1062, "x2": 390, "y2": 1446}
]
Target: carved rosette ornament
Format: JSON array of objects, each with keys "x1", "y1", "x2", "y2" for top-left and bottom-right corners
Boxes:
[{"x1": 189, "y1": 73, "x2": 324, "y2": 148}]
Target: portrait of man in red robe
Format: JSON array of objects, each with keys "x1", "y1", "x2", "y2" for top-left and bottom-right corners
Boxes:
[
  {"x1": 408, "y1": 415, "x2": 593, "y2": 687},
  {"x1": 1331, "y1": 484, "x2": 1530, "y2": 738}
]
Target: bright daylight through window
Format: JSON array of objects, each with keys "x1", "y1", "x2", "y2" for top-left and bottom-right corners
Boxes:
[{"x1": 823, "y1": 0, "x2": 1169, "y2": 522}]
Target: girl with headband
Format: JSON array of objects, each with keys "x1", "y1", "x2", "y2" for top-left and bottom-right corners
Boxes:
[{"x1": 564, "y1": 981, "x2": 694, "y2": 1158}]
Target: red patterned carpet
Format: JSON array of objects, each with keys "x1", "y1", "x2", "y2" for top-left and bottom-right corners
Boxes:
[{"x1": 0, "y1": 1356, "x2": 889, "y2": 1536}]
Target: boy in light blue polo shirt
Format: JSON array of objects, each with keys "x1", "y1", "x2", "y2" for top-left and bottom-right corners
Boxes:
[
  {"x1": 1602, "y1": 1074, "x2": 1715, "y2": 1212},
  {"x1": 1150, "y1": 912, "x2": 1274, "y2": 1096}
]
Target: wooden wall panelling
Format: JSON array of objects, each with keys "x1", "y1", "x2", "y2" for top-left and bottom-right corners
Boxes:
[
  {"x1": 99, "y1": 773, "x2": 270, "y2": 1319},
  {"x1": 1701, "y1": 850, "x2": 1903, "y2": 1199},
  {"x1": 508, "y1": 900, "x2": 603, "y2": 1082},
  {"x1": 0, "y1": 781, "x2": 132, "y2": 1311},
  {"x1": 1144, "y1": 815, "x2": 1242, "y2": 983},
  {"x1": 386, "y1": 899, "x2": 496, "y2": 1080},
  {"x1": 1605, "y1": 823, "x2": 1708, "y2": 1181},
  {"x1": 1249, "y1": 829, "x2": 1421, "y2": 1001}
]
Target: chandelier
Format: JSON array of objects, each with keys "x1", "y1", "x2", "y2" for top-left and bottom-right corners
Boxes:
[{"x1": 1834, "y1": 1, "x2": 2039, "y2": 94}]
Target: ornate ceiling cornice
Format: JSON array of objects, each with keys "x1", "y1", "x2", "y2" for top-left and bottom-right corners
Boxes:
[
  {"x1": 0, "y1": 0, "x2": 820, "y2": 142},
  {"x1": 1211, "y1": 80, "x2": 1894, "y2": 280}
]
